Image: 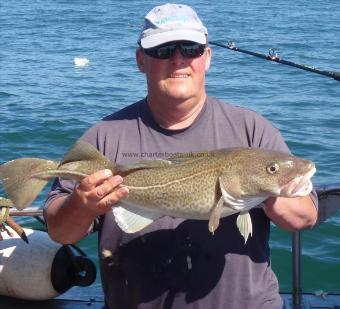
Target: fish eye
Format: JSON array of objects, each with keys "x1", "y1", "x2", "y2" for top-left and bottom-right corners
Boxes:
[{"x1": 266, "y1": 163, "x2": 279, "y2": 174}]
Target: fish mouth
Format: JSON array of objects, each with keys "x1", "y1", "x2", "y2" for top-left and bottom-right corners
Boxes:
[{"x1": 280, "y1": 166, "x2": 316, "y2": 197}]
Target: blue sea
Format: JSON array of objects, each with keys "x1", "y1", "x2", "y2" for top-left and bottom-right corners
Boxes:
[{"x1": 1, "y1": 0, "x2": 340, "y2": 294}]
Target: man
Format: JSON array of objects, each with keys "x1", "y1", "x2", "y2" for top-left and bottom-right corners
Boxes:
[{"x1": 44, "y1": 3, "x2": 317, "y2": 309}]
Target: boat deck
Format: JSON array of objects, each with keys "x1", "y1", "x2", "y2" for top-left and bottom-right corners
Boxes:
[
  {"x1": 1, "y1": 287, "x2": 340, "y2": 309},
  {"x1": 281, "y1": 293, "x2": 340, "y2": 309},
  {"x1": 0, "y1": 286, "x2": 104, "y2": 308}
]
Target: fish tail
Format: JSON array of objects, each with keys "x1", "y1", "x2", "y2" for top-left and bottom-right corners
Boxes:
[{"x1": 0, "y1": 158, "x2": 59, "y2": 210}]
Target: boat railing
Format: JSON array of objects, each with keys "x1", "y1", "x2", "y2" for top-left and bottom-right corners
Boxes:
[{"x1": 291, "y1": 184, "x2": 340, "y2": 308}]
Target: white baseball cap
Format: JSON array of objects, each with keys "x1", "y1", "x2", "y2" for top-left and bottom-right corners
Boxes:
[{"x1": 138, "y1": 3, "x2": 208, "y2": 49}]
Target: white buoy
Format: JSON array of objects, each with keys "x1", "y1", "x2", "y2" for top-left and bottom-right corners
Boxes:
[
  {"x1": 73, "y1": 57, "x2": 90, "y2": 67},
  {"x1": 0, "y1": 226, "x2": 96, "y2": 300},
  {"x1": 0, "y1": 227, "x2": 93, "y2": 302},
  {"x1": 0, "y1": 228, "x2": 62, "y2": 300}
]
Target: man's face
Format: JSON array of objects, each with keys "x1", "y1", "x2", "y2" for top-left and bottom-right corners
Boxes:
[{"x1": 136, "y1": 42, "x2": 211, "y2": 102}]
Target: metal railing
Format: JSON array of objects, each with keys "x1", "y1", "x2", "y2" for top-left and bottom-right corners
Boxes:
[{"x1": 291, "y1": 184, "x2": 340, "y2": 308}]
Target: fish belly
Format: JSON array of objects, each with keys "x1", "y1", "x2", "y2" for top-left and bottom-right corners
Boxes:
[{"x1": 124, "y1": 180, "x2": 218, "y2": 220}]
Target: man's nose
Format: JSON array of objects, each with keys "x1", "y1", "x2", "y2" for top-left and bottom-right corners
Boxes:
[{"x1": 170, "y1": 47, "x2": 185, "y2": 63}]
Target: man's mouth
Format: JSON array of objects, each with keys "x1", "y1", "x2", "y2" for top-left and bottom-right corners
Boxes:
[{"x1": 168, "y1": 73, "x2": 189, "y2": 78}]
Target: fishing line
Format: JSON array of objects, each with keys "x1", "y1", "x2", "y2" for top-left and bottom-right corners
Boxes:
[{"x1": 210, "y1": 41, "x2": 340, "y2": 82}]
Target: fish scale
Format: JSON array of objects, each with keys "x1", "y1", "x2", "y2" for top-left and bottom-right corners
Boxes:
[{"x1": 121, "y1": 160, "x2": 224, "y2": 218}]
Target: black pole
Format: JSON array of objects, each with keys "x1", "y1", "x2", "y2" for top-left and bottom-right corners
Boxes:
[
  {"x1": 210, "y1": 41, "x2": 340, "y2": 82},
  {"x1": 292, "y1": 231, "x2": 302, "y2": 308}
]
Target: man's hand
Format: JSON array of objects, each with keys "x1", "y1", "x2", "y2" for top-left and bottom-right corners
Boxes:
[
  {"x1": 264, "y1": 195, "x2": 317, "y2": 231},
  {"x1": 44, "y1": 169, "x2": 129, "y2": 244},
  {"x1": 71, "y1": 169, "x2": 129, "y2": 216}
]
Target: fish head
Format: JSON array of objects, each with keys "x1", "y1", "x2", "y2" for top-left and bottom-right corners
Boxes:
[{"x1": 219, "y1": 148, "x2": 316, "y2": 198}]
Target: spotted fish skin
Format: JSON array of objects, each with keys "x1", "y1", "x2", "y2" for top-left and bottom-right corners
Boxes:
[{"x1": 119, "y1": 147, "x2": 315, "y2": 219}]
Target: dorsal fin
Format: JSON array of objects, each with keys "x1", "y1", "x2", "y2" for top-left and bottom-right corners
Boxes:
[{"x1": 61, "y1": 141, "x2": 108, "y2": 164}]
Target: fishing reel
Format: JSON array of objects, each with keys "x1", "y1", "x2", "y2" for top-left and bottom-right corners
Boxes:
[{"x1": 51, "y1": 244, "x2": 97, "y2": 294}]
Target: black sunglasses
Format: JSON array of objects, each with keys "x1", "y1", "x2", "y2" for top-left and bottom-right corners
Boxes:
[{"x1": 142, "y1": 41, "x2": 206, "y2": 59}]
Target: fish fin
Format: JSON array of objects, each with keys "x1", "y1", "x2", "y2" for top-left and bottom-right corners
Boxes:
[
  {"x1": 236, "y1": 211, "x2": 253, "y2": 244},
  {"x1": 208, "y1": 196, "x2": 224, "y2": 234},
  {"x1": 0, "y1": 158, "x2": 57, "y2": 210},
  {"x1": 116, "y1": 159, "x2": 172, "y2": 173},
  {"x1": 61, "y1": 141, "x2": 109, "y2": 164},
  {"x1": 112, "y1": 206, "x2": 161, "y2": 233},
  {"x1": 219, "y1": 177, "x2": 266, "y2": 211}
]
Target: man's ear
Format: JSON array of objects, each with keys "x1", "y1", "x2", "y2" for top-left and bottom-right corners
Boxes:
[
  {"x1": 136, "y1": 48, "x2": 146, "y2": 73},
  {"x1": 205, "y1": 47, "x2": 212, "y2": 72}
]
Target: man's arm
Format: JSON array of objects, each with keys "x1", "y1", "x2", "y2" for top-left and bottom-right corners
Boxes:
[
  {"x1": 44, "y1": 169, "x2": 129, "y2": 244},
  {"x1": 264, "y1": 195, "x2": 317, "y2": 231}
]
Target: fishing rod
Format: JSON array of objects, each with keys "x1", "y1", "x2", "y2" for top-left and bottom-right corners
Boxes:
[{"x1": 210, "y1": 41, "x2": 340, "y2": 82}]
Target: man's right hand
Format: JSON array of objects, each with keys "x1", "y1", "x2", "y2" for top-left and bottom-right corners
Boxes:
[
  {"x1": 71, "y1": 169, "x2": 129, "y2": 216},
  {"x1": 44, "y1": 169, "x2": 129, "y2": 244}
]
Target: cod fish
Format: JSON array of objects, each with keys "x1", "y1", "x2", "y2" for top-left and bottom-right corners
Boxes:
[{"x1": 0, "y1": 142, "x2": 316, "y2": 243}]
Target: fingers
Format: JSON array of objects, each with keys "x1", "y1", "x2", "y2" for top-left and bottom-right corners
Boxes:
[
  {"x1": 99, "y1": 181, "x2": 129, "y2": 208},
  {"x1": 78, "y1": 169, "x2": 114, "y2": 192},
  {"x1": 74, "y1": 169, "x2": 129, "y2": 214},
  {"x1": 91, "y1": 174, "x2": 124, "y2": 200},
  {"x1": 94, "y1": 173, "x2": 128, "y2": 202}
]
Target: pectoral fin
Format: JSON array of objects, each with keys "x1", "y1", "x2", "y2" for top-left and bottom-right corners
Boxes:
[
  {"x1": 112, "y1": 206, "x2": 162, "y2": 233},
  {"x1": 236, "y1": 211, "x2": 253, "y2": 244},
  {"x1": 219, "y1": 177, "x2": 267, "y2": 211},
  {"x1": 208, "y1": 196, "x2": 224, "y2": 235}
]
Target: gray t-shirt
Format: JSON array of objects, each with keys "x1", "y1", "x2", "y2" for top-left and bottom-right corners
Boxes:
[{"x1": 46, "y1": 97, "x2": 315, "y2": 309}]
